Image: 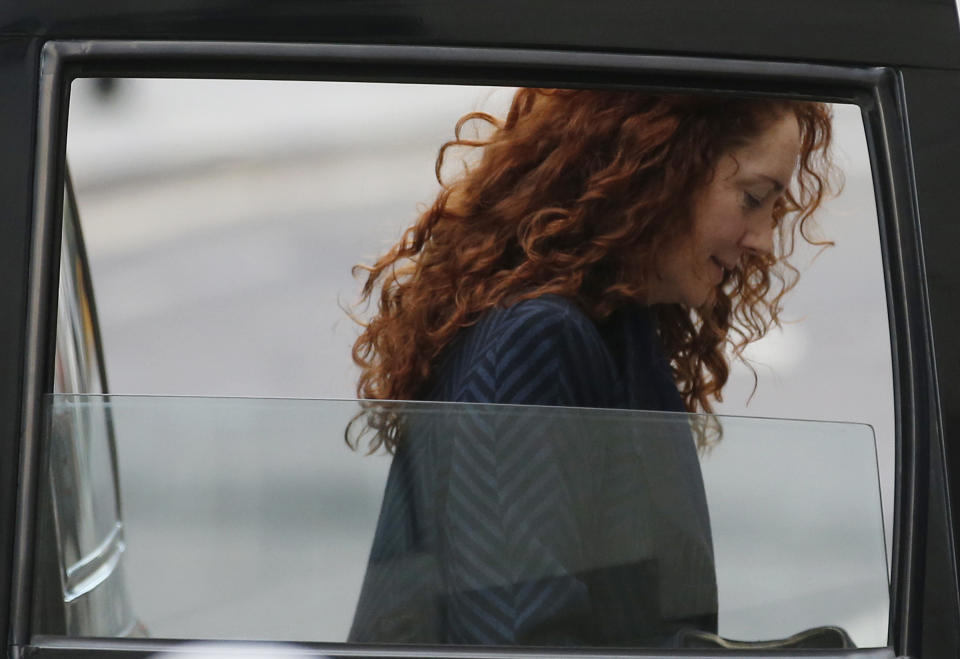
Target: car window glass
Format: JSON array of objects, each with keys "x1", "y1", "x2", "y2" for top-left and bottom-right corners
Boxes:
[
  {"x1": 36, "y1": 395, "x2": 888, "y2": 648},
  {"x1": 52, "y1": 79, "x2": 894, "y2": 650}
]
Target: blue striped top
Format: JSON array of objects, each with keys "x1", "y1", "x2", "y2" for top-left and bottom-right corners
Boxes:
[{"x1": 349, "y1": 295, "x2": 717, "y2": 647}]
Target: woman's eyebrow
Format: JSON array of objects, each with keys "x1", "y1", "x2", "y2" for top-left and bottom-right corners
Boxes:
[
  {"x1": 743, "y1": 173, "x2": 786, "y2": 194},
  {"x1": 758, "y1": 174, "x2": 786, "y2": 193}
]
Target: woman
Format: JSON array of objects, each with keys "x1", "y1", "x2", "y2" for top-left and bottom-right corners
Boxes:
[{"x1": 347, "y1": 89, "x2": 835, "y2": 647}]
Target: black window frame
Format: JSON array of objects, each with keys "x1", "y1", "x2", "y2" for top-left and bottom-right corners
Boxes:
[{"x1": 11, "y1": 39, "x2": 932, "y2": 659}]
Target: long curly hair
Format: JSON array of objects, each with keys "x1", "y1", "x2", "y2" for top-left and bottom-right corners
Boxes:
[{"x1": 350, "y1": 89, "x2": 837, "y2": 453}]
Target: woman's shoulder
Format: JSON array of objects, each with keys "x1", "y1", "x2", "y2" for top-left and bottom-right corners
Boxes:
[
  {"x1": 473, "y1": 294, "x2": 603, "y2": 353},
  {"x1": 429, "y1": 294, "x2": 617, "y2": 406},
  {"x1": 486, "y1": 294, "x2": 593, "y2": 330}
]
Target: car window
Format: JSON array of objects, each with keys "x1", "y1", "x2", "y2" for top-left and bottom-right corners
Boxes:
[
  {"x1": 47, "y1": 79, "x2": 895, "y2": 652},
  {"x1": 37, "y1": 395, "x2": 888, "y2": 648},
  {"x1": 65, "y1": 77, "x2": 893, "y2": 540},
  {"x1": 67, "y1": 79, "x2": 894, "y2": 520}
]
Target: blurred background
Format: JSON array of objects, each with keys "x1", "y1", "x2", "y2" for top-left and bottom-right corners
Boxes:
[{"x1": 63, "y1": 79, "x2": 893, "y2": 645}]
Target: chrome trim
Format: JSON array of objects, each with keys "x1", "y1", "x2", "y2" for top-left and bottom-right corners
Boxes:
[
  {"x1": 47, "y1": 40, "x2": 886, "y2": 98},
  {"x1": 63, "y1": 522, "x2": 124, "y2": 603},
  {"x1": 11, "y1": 40, "x2": 66, "y2": 648},
  {"x1": 27, "y1": 636, "x2": 898, "y2": 659}
]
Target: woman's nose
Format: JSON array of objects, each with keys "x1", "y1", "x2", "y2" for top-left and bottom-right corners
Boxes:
[{"x1": 741, "y1": 219, "x2": 775, "y2": 256}]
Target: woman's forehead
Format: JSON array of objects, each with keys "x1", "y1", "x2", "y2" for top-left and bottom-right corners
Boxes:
[{"x1": 725, "y1": 116, "x2": 802, "y2": 183}]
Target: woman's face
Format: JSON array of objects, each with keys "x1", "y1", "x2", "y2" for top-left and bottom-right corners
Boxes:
[{"x1": 651, "y1": 112, "x2": 802, "y2": 308}]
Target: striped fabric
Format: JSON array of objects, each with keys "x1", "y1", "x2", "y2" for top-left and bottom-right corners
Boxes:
[{"x1": 349, "y1": 295, "x2": 717, "y2": 647}]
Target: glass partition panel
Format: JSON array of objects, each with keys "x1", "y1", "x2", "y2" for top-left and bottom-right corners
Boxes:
[{"x1": 35, "y1": 394, "x2": 887, "y2": 649}]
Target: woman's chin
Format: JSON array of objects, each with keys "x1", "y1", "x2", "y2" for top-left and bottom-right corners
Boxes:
[{"x1": 691, "y1": 286, "x2": 719, "y2": 310}]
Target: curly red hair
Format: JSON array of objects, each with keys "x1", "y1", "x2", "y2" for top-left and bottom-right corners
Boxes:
[{"x1": 350, "y1": 89, "x2": 836, "y2": 452}]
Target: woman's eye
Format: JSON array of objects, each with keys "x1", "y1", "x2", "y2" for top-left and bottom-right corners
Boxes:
[{"x1": 743, "y1": 192, "x2": 762, "y2": 209}]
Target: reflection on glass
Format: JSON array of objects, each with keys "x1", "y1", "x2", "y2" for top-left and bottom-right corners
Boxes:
[
  {"x1": 40, "y1": 187, "x2": 135, "y2": 637},
  {"x1": 348, "y1": 400, "x2": 717, "y2": 647},
  {"x1": 38, "y1": 395, "x2": 887, "y2": 648}
]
